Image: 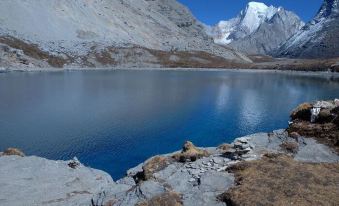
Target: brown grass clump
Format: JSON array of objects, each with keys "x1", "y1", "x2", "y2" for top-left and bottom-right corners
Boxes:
[
  {"x1": 1, "y1": 148, "x2": 25, "y2": 157},
  {"x1": 142, "y1": 156, "x2": 170, "y2": 180},
  {"x1": 172, "y1": 141, "x2": 209, "y2": 162},
  {"x1": 136, "y1": 192, "x2": 183, "y2": 206},
  {"x1": 219, "y1": 154, "x2": 339, "y2": 206}
]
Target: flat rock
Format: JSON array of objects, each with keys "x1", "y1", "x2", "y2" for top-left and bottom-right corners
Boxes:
[
  {"x1": 199, "y1": 171, "x2": 234, "y2": 193},
  {"x1": 0, "y1": 156, "x2": 114, "y2": 206},
  {"x1": 295, "y1": 138, "x2": 339, "y2": 163}
]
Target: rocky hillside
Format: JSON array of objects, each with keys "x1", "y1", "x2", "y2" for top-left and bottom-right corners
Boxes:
[
  {"x1": 275, "y1": 0, "x2": 339, "y2": 58},
  {"x1": 0, "y1": 0, "x2": 250, "y2": 69},
  {"x1": 211, "y1": 2, "x2": 304, "y2": 55}
]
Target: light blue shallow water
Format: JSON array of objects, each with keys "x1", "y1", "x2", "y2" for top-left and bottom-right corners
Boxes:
[{"x1": 0, "y1": 70, "x2": 338, "y2": 179}]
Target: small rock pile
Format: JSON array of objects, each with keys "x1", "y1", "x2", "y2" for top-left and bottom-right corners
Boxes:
[{"x1": 223, "y1": 137, "x2": 255, "y2": 161}]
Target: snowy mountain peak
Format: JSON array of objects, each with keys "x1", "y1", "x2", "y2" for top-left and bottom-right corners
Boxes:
[
  {"x1": 240, "y1": 2, "x2": 278, "y2": 34},
  {"x1": 212, "y1": 2, "x2": 282, "y2": 44},
  {"x1": 210, "y1": 1, "x2": 304, "y2": 55},
  {"x1": 245, "y1": 2, "x2": 269, "y2": 12}
]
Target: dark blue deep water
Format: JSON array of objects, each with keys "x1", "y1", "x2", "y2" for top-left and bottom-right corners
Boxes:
[{"x1": 0, "y1": 70, "x2": 338, "y2": 179}]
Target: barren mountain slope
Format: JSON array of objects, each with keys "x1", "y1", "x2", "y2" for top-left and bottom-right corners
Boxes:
[{"x1": 0, "y1": 0, "x2": 250, "y2": 68}]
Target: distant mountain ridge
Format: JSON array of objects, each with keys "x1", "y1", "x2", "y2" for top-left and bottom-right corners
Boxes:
[
  {"x1": 275, "y1": 0, "x2": 339, "y2": 58},
  {"x1": 210, "y1": 1, "x2": 304, "y2": 55}
]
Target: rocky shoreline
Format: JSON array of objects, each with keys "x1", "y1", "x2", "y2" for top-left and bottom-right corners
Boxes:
[{"x1": 0, "y1": 99, "x2": 338, "y2": 206}]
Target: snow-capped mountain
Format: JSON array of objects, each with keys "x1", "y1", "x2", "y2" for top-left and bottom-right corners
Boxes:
[
  {"x1": 211, "y1": 2, "x2": 304, "y2": 55},
  {"x1": 0, "y1": 0, "x2": 250, "y2": 68},
  {"x1": 213, "y1": 2, "x2": 278, "y2": 44},
  {"x1": 275, "y1": 0, "x2": 339, "y2": 58}
]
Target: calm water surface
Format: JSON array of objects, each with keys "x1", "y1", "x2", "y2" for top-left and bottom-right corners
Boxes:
[{"x1": 0, "y1": 70, "x2": 338, "y2": 179}]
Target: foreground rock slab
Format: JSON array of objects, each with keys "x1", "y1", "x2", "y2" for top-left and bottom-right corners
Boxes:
[{"x1": 0, "y1": 156, "x2": 114, "y2": 206}]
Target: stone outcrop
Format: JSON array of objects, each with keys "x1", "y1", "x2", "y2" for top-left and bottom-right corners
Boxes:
[
  {"x1": 288, "y1": 99, "x2": 339, "y2": 153},
  {"x1": 0, "y1": 155, "x2": 114, "y2": 206}
]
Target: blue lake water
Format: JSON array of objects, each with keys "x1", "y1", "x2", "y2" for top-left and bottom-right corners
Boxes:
[{"x1": 0, "y1": 69, "x2": 338, "y2": 179}]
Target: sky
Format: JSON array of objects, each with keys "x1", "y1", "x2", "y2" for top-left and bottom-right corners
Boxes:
[{"x1": 177, "y1": 0, "x2": 323, "y2": 25}]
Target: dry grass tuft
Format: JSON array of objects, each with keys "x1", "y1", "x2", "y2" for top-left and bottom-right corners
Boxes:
[
  {"x1": 219, "y1": 154, "x2": 339, "y2": 206},
  {"x1": 1, "y1": 148, "x2": 25, "y2": 157},
  {"x1": 172, "y1": 141, "x2": 209, "y2": 162}
]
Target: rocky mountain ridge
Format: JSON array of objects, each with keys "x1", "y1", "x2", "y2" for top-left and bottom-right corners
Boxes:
[{"x1": 275, "y1": 0, "x2": 339, "y2": 58}]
